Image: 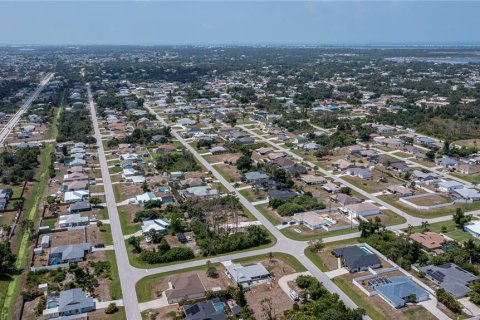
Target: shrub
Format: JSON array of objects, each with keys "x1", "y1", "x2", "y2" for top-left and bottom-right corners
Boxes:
[{"x1": 105, "y1": 303, "x2": 118, "y2": 314}]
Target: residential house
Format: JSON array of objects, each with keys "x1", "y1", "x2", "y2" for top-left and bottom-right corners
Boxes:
[
  {"x1": 183, "y1": 298, "x2": 228, "y2": 320},
  {"x1": 330, "y1": 193, "x2": 362, "y2": 206},
  {"x1": 438, "y1": 180, "x2": 464, "y2": 193},
  {"x1": 224, "y1": 261, "x2": 270, "y2": 286},
  {"x1": 332, "y1": 245, "x2": 382, "y2": 273},
  {"x1": 419, "y1": 263, "x2": 477, "y2": 298},
  {"x1": 372, "y1": 275, "x2": 429, "y2": 308},
  {"x1": 293, "y1": 211, "x2": 331, "y2": 230},
  {"x1": 165, "y1": 273, "x2": 206, "y2": 304},
  {"x1": 300, "y1": 174, "x2": 326, "y2": 185},
  {"x1": 386, "y1": 185, "x2": 413, "y2": 196},
  {"x1": 454, "y1": 188, "x2": 480, "y2": 201},
  {"x1": 58, "y1": 214, "x2": 89, "y2": 228},
  {"x1": 136, "y1": 192, "x2": 162, "y2": 204},
  {"x1": 340, "y1": 202, "x2": 380, "y2": 218},
  {"x1": 68, "y1": 201, "x2": 91, "y2": 213},
  {"x1": 268, "y1": 190, "x2": 297, "y2": 201},
  {"x1": 409, "y1": 232, "x2": 446, "y2": 254},
  {"x1": 43, "y1": 288, "x2": 95, "y2": 319},
  {"x1": 323, "y1": 182, "x2": 341, "y2": 193},
  {"x1": 141, "y1": 218, "x2": 170, "y2": 235},
  {"x1": 181, "y1": 186, "x2": 219, "y2": 200},
  {"x1": 64, "y1": 190, "x2": 89, "y2": 203},
  {"x1": 49, "y1": 243, "x2": 91, "y2": 265},
  {"x1": 346, "y1": 167, "x2": 372, "y2": 179}
]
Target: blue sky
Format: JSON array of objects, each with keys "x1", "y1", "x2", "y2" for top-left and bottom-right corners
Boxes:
[{"x1": 0, "y1": 1, "x2": 479, "y2": 45}]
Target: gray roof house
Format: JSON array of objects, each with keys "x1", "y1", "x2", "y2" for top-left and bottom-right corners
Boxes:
[
  {"x1": 43, "y1": 288, "x2": 95, "y2": 318},
  {"x1": 184, "y1": 298, "x2": 228, "y2": 320},
  {"x1": 419, "y1": 263, "x2": 478, "y2": 298},
  {"x1": 181, "y1": 186, "x2": 219, "y2": 200},
  {"x1": 333, "y1": 245, "x2": 382, "y2": 273},
  {"x1": 68, "y1": 201, "x2": 92, "y2": 213},
  {"x1": 244, "y1": 171, "x2": 269, "y2": 182},
  {"x1": 49, "y1": 243, "x2": 91, "y2": 265}
]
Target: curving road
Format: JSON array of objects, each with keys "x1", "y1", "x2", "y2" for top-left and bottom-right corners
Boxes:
[{"x1": 87, "y1": 88, "x2": 461, "y2": 320}]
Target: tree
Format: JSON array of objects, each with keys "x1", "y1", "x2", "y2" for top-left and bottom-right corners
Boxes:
[
  {"x1": 0, "y1": 242, "x2": 18, "y2": 276},
  {"x1": 236, "y1": 155, "x2": 253, "y2": 172},
  {"x1": 426, "y1": 150, "x2": 436, "y2": 161},
  {"x1": 105, "y1": 303, "x2": 118, "y2": 314},
  {"x1": 13, "y1": 200, "x2": 24, "y2": 211},
  {"x1": 443, "y1": 140, "x2": 451, "y2": 155},
  {"x1": 308, "y1": 238, "x2": 324, "y2": 253},
  {"x1": 21, "y1": 219, "x2": 35, "y2": 240},
  {"x1": 453, "y1": 208, "x2": 471, "y2": 229},
  {"x1": 206, "y1": 260, "x2": 218, "y2": 278},
  {"x1": 421, "y1": 220, "x2": 430, "y2": 232},
  {"x1": 89, "y1": 197, "x2": 102, "y2": 207}
]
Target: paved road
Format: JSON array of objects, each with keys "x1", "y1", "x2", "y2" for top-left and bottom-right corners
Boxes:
[
  {"x1": 0, "y1": 73, "x2": 54, "y2": 147},
  {"x1": 87, "y1": 97, "x2": 460, "y2": 320},
  {"x1": 144, "y1": 104, "x2": 364, "y2": 312},
  {"x1": 87, "y1": 84, "x2": 141, "y2": 319},
  {"x1": 238, "y1": 124, "x2": 457, "y2": 228}
]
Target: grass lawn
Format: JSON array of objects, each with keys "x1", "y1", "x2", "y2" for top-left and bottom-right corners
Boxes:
[
  {"x1": 332, "y1": 277, "x2": 387, "y2": 320},
  {"x1": 101, "y1": 224, "x2": 114, "y2": 246},
  {"x1": 450, "y1": 173, "x2": 480, "y2": 185},
  {"x1": 304, "y1": 238, "x2": 361, "y2": 272},
  {"x1": 119, "y1": 209, "x2": 140, "y2": 235},
  {"x1": 106, "y1": 251, "x2": 123, "y2": 300},
  {"x1": 135, "y1": 252, "x2": 304, "y2": 302},
  {"x1": 402, "y1": 305, "x2": 436, "y2": 320},
  {"x1": 110, "y1": 166, "x2": 123, "y2": 174},
  {"x1": 382, "y1": 210, "x2": 407, "y2": 226},
  {"x1": 281, "y1": 225, "x2": 358, "y2": 241},
  {"x1": 113, "y1": 184, "x2": 122, "y2": 202},
  {"x1": 445, "y1": 230, "x2": 479, "y2": 244},
  {"x1": 41, "y1": 218, "x2": 56, "y2": 229},
  {"x1": 392, "y1": 151, "x2": 413, "y2": 159},
  {"x1": 255, "y1": 204, "x2": 281, "y2": 225}
]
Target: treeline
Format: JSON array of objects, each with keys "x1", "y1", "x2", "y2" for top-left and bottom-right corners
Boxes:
[
  {"x1": 107, "y1": 127, "x2": 171, "y2": 147},
  {"x1": 270, "y1": 194, "x2": 325, "y2": 216},
  {"x1": 156, "y1": 149, "x2": 199, "y2": 172},
  {"x1": 191, "y1": 223, "x2": 270, "y2": 256},
  {"x1": 283, "y1": 275, "x2": 365, "y2": 320},
  {"x1": 57, "y1": 109, "x2": 95, "y2": 143},
  {"x1": 0, "y1": 147, "x2": 40, "y2": 184}
]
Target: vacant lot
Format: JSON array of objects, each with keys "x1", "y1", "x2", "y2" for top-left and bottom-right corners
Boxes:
[
  {"x1": 214, "y1": 163, "x2": 243, "y2": 182},
  {"x1": 407, "y1": 194, "x2": 452, "y2": 206},
  {"x1": 49, "y1": 229, "x2": 86, "y2": 247}
]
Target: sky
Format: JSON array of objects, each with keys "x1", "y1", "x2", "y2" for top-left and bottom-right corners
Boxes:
[{"x1": 0, "y1": 1, "x2": 480, "y2": 46}]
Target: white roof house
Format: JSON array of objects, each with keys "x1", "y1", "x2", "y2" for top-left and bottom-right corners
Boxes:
[
  {"x1": 136, "y1": 192, "x2": 161, "y2": 204},
  {"x1": 59, "y1": 214, "x2": 89, "y2": 228},
  {"x1": 340, "y1": 202, "x2": 380, "y2": 218},
  {"x1": 293, "y1": 211, "x2": 330, "y2": 230},
  {"x1": 465, "y1": 221, "x2": 480, "y2": 238},
  {"x1": 141, "y1": 218, "x2": 170, "y2": 235},
  {"x1": 223, "y1": 261, "x2": 270, "y2": 286},
  {"x1": 64, "y1": 190, "x2": 89, "y2": 203}
]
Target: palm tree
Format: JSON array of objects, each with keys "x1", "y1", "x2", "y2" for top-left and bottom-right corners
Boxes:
[{"x1": 421, "y1": 221, "x2": 430, "y2": 232}]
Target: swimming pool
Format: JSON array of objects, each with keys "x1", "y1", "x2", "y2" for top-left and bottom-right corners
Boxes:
[
  {"x1": 213, "y1": 302, "x2": 225, "y2": 312},
  {"x1": 46, "y1": 300, "x2": 58, "y2": 309},
  {"x1": 360, "y1": 247, "x2": 373, "y2": 255}
]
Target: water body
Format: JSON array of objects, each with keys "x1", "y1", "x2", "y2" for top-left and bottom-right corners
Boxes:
[{"x1": 387, "y1": 56, "x2": 480, "y2": 64}]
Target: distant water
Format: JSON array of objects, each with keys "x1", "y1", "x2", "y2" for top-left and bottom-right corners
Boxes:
[{"x1": 387, "y1": 57, "x2": 480, "y2": 64}]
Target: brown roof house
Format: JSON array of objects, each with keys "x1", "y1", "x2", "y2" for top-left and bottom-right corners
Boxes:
[
  {"x1": 409, "y1": 232, "x2": 446, "y2": 254},
  {"x1": 165, "y1": 273, "x2": 206, "y2": 304}
]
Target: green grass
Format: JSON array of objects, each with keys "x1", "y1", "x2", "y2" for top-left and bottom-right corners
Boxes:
[
  {"x1": 126, "y1": 230, "x2": 277, "y2": 269},
  {"x1": 113, "y1": 184, "x2": 122, "y2": 202},
  {"x1": 382, "y1": 210, "x2": 407, "y2": 226},
  {"x1": 110, "y1": 166, "x2": 123, "y2": 174},
  {"x1": 106, "y1": 251, "x2": 122, "y2": 300},
  {"x1": 41, "y1": 218, "x2": 56, "y2": 229},
  {"x1": 450, "y1": 173, "x2": 480, "y2": 185},
  {"x1": 280, "y1": 225, "x2": 358, "y2": 241},
  {"x1": 119, "y1": 209, "x2": 140, "y2": 235},
  {"x1": 445, "y1": 230, "x2": 477, "y2": 244},
  {"x1": 255, "y1": 204, "x2": 281, "y2": 225},
  {"x1": 391, "y1": 151, "x2": 413, "y2": 159},
  {"x1": 0, "y1": 144, "x2": 54, "y2": 320},
  {"x1": 407, "y1": 220, "x2": 457, "y2": 233},
  {"x1": 332, "y1": 277, "x2": 387, "y2": 320},
  {"x1": 47, "y1": 103, "x2": 63, "y2": 139},
  {"x1": 304, "y1": 238, "x2": 361, "y2": 272},
  {"x1": 135, "y1": 252, "x2": 304, "y2": 302},
  {"x1": 111, "y1": 307, "x2": 126, "y2": 320},
  {"x1": 101, "y1": 224, "x2": 114, "y2": 246},
  {"x1": 402, "y1": 306, "x2": 435, "y2": 320}
]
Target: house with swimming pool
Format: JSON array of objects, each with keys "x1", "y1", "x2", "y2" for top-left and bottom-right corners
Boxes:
[
  {"x1": 332, "y1": 245, "x2": 382, "y2": 273},
  {"x1": 42, "y1": 288, "x2": 95, "y2": 319}
]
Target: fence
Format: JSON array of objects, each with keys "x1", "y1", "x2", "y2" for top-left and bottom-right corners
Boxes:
[{"x1": 399, "y1": 193, "x2": 456, "y2": 211}]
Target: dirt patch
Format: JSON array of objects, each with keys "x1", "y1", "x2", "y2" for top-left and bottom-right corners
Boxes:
[
  {"x1": 86, "y1": 225, "x2": 106, "y2": 245},
  {"x1": 207, "y1": 152, "x2": 243, "y2": 164},
  {"x1": 244, "y1": 258, "x2": 296, "y2": 319},
  {"x1": 114, "y1": 183, "x2": 143, "y2": 202},
  {"x1": 50, "y1": 229, "x2": 86, "y2": 247},
  {"x1": 215, "y1": 163, "x2": 242, "y2": 182},
  {"x1": 143, "y1": 305, "x2": 180, "y2": 320},
  {"x1": 407, "y1": 194, "x2": 452, "y2": 206}
]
